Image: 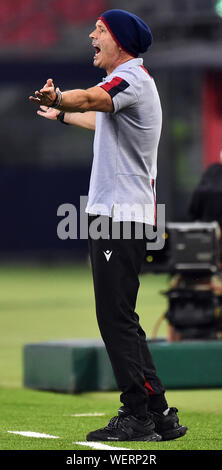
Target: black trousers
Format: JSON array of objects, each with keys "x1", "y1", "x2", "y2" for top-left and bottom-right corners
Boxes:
[{"x1": 88, "y1": 216, "x2": 165, "y2": 417}]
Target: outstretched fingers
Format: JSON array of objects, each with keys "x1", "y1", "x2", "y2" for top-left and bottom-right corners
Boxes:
[
  {"x1": 29, "y1": 78, "x2": 55, "y2": 105},
  {"x1": 36, "y1": 106, "x2": 59, "y2": 120},
  {"x1": 29, "y1": 90, "x2": 44, "y2": 103}
]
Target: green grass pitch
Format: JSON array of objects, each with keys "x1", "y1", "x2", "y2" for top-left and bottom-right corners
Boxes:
[{"x1": 0, "y1": 263, "x2": 222, "y2": 451}]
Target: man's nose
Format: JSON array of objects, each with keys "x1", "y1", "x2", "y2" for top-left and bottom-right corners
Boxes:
[{"x1": 89, "y1": 28, "x2": 97, "y2": 39}]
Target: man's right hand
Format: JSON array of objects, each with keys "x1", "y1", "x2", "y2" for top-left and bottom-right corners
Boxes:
[
  {"x1": 37, "y1": 106, "x2": 61, "y2": 120},
  {"x1": 37, "y1": 105, "x2": 96, "y2": 130}
]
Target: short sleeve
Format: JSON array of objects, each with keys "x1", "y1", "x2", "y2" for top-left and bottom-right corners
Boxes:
[{"x1": 98, "y1": 72, "x2": 140, "y2": 113}]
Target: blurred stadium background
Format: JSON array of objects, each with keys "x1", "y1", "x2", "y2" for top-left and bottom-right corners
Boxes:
[
  {"x1": 1, "y1": 0, "x2": 222, "y2": 452},
  {"x1": 1, "y1": 0, "x2": 222, "y2": 262}
]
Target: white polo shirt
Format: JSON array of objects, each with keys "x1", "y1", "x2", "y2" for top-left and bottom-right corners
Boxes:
[{"x1": 85, "y1": 58, "x2": 162, "y2": 225}]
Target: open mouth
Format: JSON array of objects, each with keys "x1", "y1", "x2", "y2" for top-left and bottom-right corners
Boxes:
[{"x1": 94, "y1": 46, "x2": 101, "y2": 58}]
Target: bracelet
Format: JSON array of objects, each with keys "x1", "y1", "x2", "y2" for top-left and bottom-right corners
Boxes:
[
  {"x1": 57, "y1": 111, "x2": 69, "y2": 125},
  {"x1": 51, "y1": 88, "x2": 63, "y2": 108}
]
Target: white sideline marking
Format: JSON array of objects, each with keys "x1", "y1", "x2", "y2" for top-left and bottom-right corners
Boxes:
[
  {"x1": 71, "y1": 413, "x2": 105, "y2": 417},
  {"x1": 75, "y1": 441, "x2": 130, "y2": 451},
  {"x1": 8, "y1": 431, "x2": 59, "y2": 439}
]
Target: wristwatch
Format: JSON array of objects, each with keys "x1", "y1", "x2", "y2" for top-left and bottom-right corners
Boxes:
[{"x1": 57, "y1": 112, "x2": 69, "y2": 125}]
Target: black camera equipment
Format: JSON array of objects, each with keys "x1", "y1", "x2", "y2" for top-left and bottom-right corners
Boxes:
[
  {"x1": 144, "y1": 221, "x2": 221, "y2": 274},
  {"x1": 144, "y1": 221, "x2": 222, "y2": 340}
]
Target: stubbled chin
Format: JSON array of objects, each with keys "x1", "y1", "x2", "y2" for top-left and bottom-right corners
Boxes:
[{"x1": 93, "y1": 55, "x2": 102, "y2": 67}]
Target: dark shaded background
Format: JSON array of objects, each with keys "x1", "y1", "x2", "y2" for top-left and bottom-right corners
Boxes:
[{"x1": 1, "y1": 0, "x2": 222, "y2": 261}]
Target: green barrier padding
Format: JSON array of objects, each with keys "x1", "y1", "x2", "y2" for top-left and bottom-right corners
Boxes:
[
  {"x1": 149, "y1": 340, "x2": 222, "y2": 389},
  {"x1": 23, "y1": 340, "x2": 101, "y2": 393},
  {"x1": 23, "y1": 339, "x2": 222, "y2": 392}
]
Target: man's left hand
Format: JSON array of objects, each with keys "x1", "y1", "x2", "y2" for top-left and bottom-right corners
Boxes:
[{"x1": 29, "y1": 78, "x2": 57, "y2": 106}]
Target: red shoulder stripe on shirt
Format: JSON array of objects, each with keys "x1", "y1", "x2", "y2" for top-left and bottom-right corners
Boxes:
[
  {"x1": 101, "y1": 76, "x2": 123, "y2": 92},
  {"x1": 100, "y1": 76, "x2": 130, "y2": 98},
  {"x1": 140, "y1": 65, "x2": 151, "y2": 77}
]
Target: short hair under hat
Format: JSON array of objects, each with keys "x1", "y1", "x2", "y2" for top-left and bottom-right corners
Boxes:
[{"x1": 98, "y1": 9, "x2": 152, "y2": 57}]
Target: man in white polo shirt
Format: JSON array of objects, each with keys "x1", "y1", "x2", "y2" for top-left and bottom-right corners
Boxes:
[{"x1": 30, "y1": 9, "x2": 187, "y2": 442}]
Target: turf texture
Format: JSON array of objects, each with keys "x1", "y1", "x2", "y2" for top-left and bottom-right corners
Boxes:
[
  {"x1": 0, "y1": 388, "x2": 222, "y2": 450},
  {"x1": 0, "y1": 263, "x2": 221, "y2": 452}
]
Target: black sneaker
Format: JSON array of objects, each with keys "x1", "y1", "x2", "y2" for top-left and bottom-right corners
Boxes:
[
  {"x1": 150, "y1": 407, "x2": 188, "y2": 441},
  {"x1": 86, "y1": 413, "x2": 162, "y2": 442},
  {"x1": 118, "y1": 406, "x2": 187, "y2": 441}
]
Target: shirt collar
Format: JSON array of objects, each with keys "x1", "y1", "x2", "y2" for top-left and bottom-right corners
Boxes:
[{"x1": 110, "y1": 58, "x2": 143, "y2": 75}]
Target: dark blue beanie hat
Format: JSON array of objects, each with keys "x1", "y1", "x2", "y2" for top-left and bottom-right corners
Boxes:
[{"x1": 98, "y1": 9, "x2": 152, "y2": 57}]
